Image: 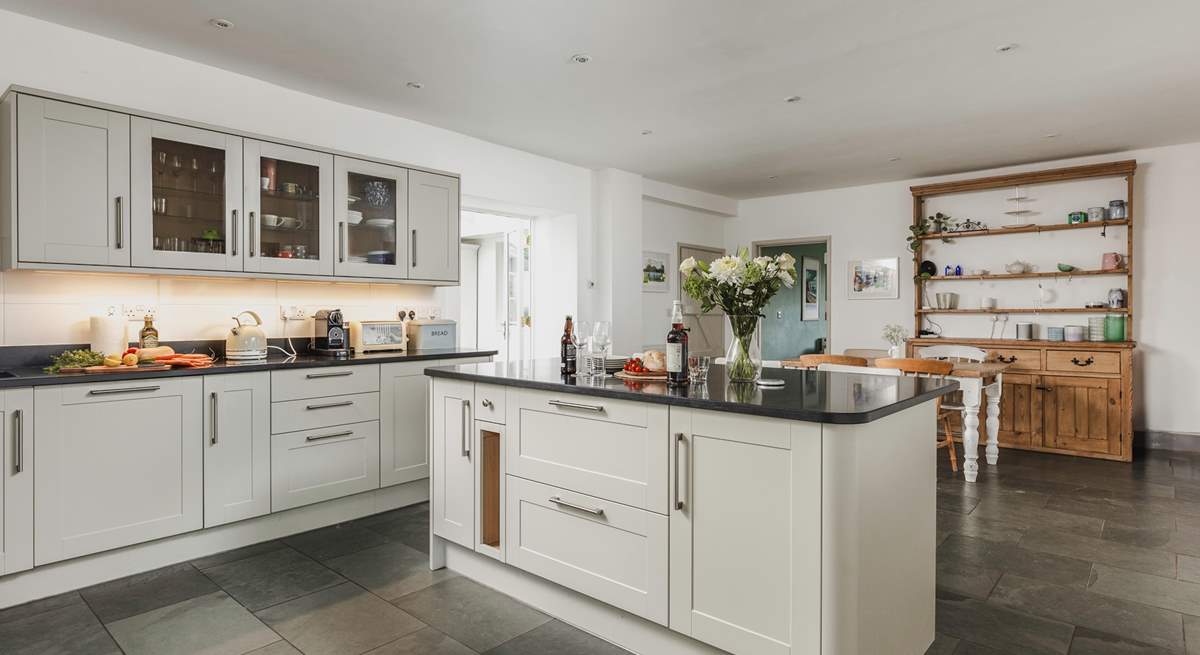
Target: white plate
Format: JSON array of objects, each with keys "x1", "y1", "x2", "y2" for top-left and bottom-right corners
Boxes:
[{"x1": 364, "y1": 219, "x2": 393, "y2": 228}]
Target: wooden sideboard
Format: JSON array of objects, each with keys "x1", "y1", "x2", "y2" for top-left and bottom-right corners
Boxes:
[{"x1": 908, "y1": 337, "x2": 1134, "y2": 461}]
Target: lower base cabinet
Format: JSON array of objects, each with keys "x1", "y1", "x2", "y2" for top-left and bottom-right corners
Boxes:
[
  {"x1": 1, "y1": 389, "x2": 33, "y2": 576},
  {"x1": 432, "y1": 378, "x2": 475, "y2": 548},
  {"x1": 203, "y1": 372, "x2": 271, "y2": 527},
  {"x1": 271, "y1": 420, "x2": 380, "y2": 512},
  {"x1": 34, "y1": 378, "x2": 203, "y2": 565}
]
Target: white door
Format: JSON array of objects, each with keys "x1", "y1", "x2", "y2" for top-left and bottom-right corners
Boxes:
[
  {"x1": 16, "y1": 95, "x2": 131, "y2": 266},
  {"x1": 243, "y1": 140, "x2": 334, "y2": 275},
  {"x1": 380, "y1": 361, "x2": 435, "y2": 487},
  {"x1": 431, "y1": 378, "x2": 474, "y2": 548},
  {"x1": 0, "y1": 388, "x2": 33, "y2": 576},
  {"x1": 500, "y1": 228, "x2": 533, "y2": 361},
  {"x1": 408, "y1": 171, "x2": 459, "y2": 281},
  {"x1": 668, "y1": 409, "x2": 821, "y2": 655},
  {"x1": 34, "y1": 378, "x2": 203, "y2": 565},
  {"x1": 203, "y1": 372, "x2": 271, "y2": 527},
  {"x1": 333, "y1": 156, "x2": 409, "y2": 279},
  {"x1": 130, "y1": 118, "x2": 244, "y2": 271}
]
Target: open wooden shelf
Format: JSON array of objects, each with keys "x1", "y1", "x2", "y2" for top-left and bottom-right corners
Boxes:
[
  {"x1": 916, "y1": 219, "x2": 1129, "y2": 241},
  {"x1": 923, "y1": 268, "x2": 1127, "y2": 282},
  {"x1": 907, "y1": 336, "x2": 1136, "y2": 349},
  {"x1": 917, "y1": 307, "x2": 1129, "y2": 315}
]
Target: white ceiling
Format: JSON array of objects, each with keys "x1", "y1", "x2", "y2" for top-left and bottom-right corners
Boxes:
[{"x1": 4, "y1": 0, "x2": 1200, "y2": 198}]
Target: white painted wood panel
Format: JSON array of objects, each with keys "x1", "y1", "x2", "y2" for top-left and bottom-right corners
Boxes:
[
  {"x1": 203, "y1": 372, "x2": 271, "y2": 528},
  {"x1": 270, "y1": 420, "x2": 380, "y2": 511},
  {"x1": 407, "y1": 170, "x2": 459, "y2": 281},
  {"x1": 271, "y1": 364, "x2": 379, "y2": 402},
  {"x1": 17, "y1": 95, "x2": 130, "y2": 266},
  {"x1": 431, "y1": 378, "x2": 474, "y2": 548},
  {"x1": 270, "y1": 391, "x2": 379, "y2": 434},
  {"x1": 34, "y1": 378, "x2": 203, "y2": 565},
  {"x1": 505, "y1": 476, "x2": 667, "y2": 625},
  {"x1": 473, "y1": 383, "x2": 507, "y2": 424},
  {"x1": 0, "y1": 389, "x2": 33, "y2": 576},
  {"x1": 380, "y1": 361, "x2": 435, "y2": 487}
]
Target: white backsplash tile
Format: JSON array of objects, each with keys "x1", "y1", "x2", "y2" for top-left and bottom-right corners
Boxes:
[
  {"x1": 276, "y1": 280, "x2": 373, "y2": 306},
  {"x1": 158, "y1": 277, "x2": 278, "y2": 305},
  {"x1": 2, "y1": 270, "x2": 157, "y2": 305}
]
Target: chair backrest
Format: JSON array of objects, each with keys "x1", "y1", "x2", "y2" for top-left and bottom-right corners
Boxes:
[
  {"x1": 915, "y1": 344, "x2": 986, "y2": 363},
  {"x1": 843, "y1": 348, "x2": 890, "y2": 362},
  {"x1": 817, "y1": 363, "x2": 902, "y2": 376},
  {"x1": 788, "y1": 354, "x2": 869, "y2": 370},
  {"x1": 875, "y1": 357, "x2": 954, "y2": 378}
]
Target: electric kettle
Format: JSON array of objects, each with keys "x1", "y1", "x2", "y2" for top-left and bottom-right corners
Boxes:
[{"x1": 226, "y1": 310, "x2": 268, "y2": 360}]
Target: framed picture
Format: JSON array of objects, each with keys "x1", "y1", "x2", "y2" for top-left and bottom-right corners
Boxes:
[
  {"x1": 848, "y1": 257, "x2": 899, "y2": 300},
  {"x1": 642, "y1": 251, "x2": 669, "y2": 293},
  {"x1": 801, "y1": 256, "x2": 820, "y2": 320}
]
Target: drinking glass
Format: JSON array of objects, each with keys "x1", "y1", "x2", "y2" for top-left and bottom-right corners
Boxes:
[
  {"x1": 688, "y1": 354, "x2": 711, "y2": 383},
  {"x1": 590, "y1": 321, "x2": 612, "y2": 377}
]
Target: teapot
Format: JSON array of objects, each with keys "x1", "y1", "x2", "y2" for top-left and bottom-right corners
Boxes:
[{"x1": 1005, "y1": 260, "x2": 1031, "y2": 274}]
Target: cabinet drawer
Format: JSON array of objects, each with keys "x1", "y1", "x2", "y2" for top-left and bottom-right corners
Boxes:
[
  {"x1": 989, "y1": 348, "x2": 1043, "y2": 372},
  {"x1": 506, "y1": 476, "x2": 667, "y2": 625},
  {"x1": 271, "y1": 420, "x2": 380, "y2": 511},
  {"x1": 510, "y1": 390, "x2": 668, "y2": 512},
  {"x1": 271, "y1": 365, "x2": 379, "y2": 402},
  {"x1": 271, "y1": 392, "x2": 379, "y2": 434},
  {"x1": 1046, "y1": 350, "x2": 1120, "y2": 375},
  {"x1": 474, "y1": 383, "x2": 506, "y2": 424}
]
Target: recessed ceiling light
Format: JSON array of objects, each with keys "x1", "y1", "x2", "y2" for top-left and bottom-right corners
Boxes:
[
  {"x1": 405, "y1": 81, "x2": 423, "y2": 89},
  {"x1": 208, "y1": 18, "x2": 234, "y2": 29},
  {"x1": 569, "y1": 53, "x2": 592, "y2": 64},
  {"x1": 995, "y1": 43, "x2": 1018, "y2": 53},
  {"x1": 767, "y1": 175, "x2": 779, "y2": 180},
  {"x1": 784, "y1": 95, "x2": 802, "y2": 104},
  {"x1": 1043, "y1": 132, "x2": 1060, "y2": 139},
  {"x1": 640, "y1": 129, "x2": 653, "y2": 136},
  {"x1": 888, "y1": 156, "x2": 902, "y2": 162}
]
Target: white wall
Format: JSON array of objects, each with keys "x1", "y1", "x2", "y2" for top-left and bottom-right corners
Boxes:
[
  {"x1": 731, "y1": 142, "x2": 1200, "y2": 433},
  {"x1": 0, "y1": 9, "x2": 591, "y2": 345},
  {"x1": 640, "y1": 198, "x2": 725, "y2": 349}
]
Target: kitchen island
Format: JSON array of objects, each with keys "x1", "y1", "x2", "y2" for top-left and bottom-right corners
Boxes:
[{"x1": 426, "y1": 360, "x2": 957, "y2": 655}]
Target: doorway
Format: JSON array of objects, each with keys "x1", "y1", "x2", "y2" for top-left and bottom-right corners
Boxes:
[
  {"x1": 459, "y1": 211, "x2": 533, "y2": 362},
  {"x1": 676, "y1": 243, "x2": 726, "y2": 357},
  {"x1": 756, "y1": 238, "x2": 830, "y2": 360}
]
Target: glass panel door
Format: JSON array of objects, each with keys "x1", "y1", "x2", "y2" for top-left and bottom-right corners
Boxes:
[
  {"x1": 130, "y1": 118, "x2": 243, "y2": 271},
  {"x1": 333, "y1": 156, "x2": 408, "y2": 279},
  {"x1": 243, "y1": 140, "x2": 333, "y2": 276}
]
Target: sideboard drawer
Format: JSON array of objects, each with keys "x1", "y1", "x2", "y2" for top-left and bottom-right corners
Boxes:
[
  {"x1": 1046, "y1": 350, "x2": 1120, "y2": 375},
  {"x1": 271, "y1": 392, "x2": 380, "y2": 434},
  {"x1": 474, "y1": 383, "x2": 507, "y2": 424},
  {"x1": 989, "y1": 348, "x2": 1043, "y2": 372},
  {"x1": 505, "y1": 476, "x2": 667, "y2": 625},
  {"x1": 272, "y1": 365, "x2": 379, "y2": 402},
  {"x1": 271, "y1": 420, "x2": 380, "y2": 511}
]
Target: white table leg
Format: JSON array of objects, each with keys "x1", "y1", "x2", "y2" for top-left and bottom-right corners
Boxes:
[
  {"x1": 958, "y1": 378, "x2": 983, "y2": 482},
  {"x1": 985, "y1": 374, "x2": 1002, "y2": 466}
]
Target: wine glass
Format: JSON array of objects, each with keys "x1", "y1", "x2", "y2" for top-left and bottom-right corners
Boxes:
[{"x1": 591, "y1": 321, "x2": 612, "y2": 377}]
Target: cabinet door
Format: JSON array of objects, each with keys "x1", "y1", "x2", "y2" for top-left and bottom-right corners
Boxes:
[
  {"x1": 16, "y1": 95, "x2": 130, "y2": 266},
  {"x1": 1040, "y1": 375, "x2": 1122, "y2": 455},
  {"x1": 1, "y1": 389, "x2": 34, "y2": 576},
  {"x1": 271, "y1": 421, "x2": 380, "y2": 512},
  {"x1": 407, "y1": 170, "x2": 459, "y2": 281},
  {"x1": 34, "y1": 378, "x2": 202, "y2": 565},
  {"x1": 130, "y1": 118, "x2": 244, "y2": 271},
  {"x1": 334, "y1": 156, "x2": 409, "y2": 279},
  {"x1": 243, "y1": 140, "x2": 334, "y2": 275},
  {"x1": 381, "y1": 361, "x2": 434, "y2": 487},
  {"x1": 431, "y1": 378, "x2": 474, "y2": 548},
  {"x1": 204, "y1": 373, "x2": 271, "y2": 527},
  {"x1": 995, "y1": 373, "x2": 1040, "y2": 448}
]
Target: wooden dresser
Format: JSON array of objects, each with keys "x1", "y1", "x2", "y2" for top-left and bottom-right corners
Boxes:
[{"x1": 909, "y1": 337, "x2": 1134, "y2": 461}]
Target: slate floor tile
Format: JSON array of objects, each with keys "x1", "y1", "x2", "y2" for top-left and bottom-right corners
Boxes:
[
  {"x1": 0, "y1": 590, "x2": 85, "y2": 626},
  {"x1": 204, "y1": 546, "x2": 346, "y2": 611},
  {"x1": 1099, "y1": 523, "x2": 1200, "y2": 558},
  {"x1": 937, "y1": 510, "x2": 1026, "y2": 544},
  {"x1": 284, "y1": 523, "x2": 388, "y2": 561},
  {"x1": 256, "y1": 582, "x2": 425, "y2": 655},
  {"x1": 938, "y1": 491, "x2": 981, "y2": 514},
  {"x1": 106, "y1": 591, "x2": 280, "y2": 655},
  {"x1": 970, "y1": 496, "x2": 1104, "y2": 537},
  {"x1": 325, "y1": 540, "x2": 456, "y2": 600},
  {"x1": 1089, "y1": 563, "x2": 1200, "y2": 615},
  {"x1": 1184, "y1": 615, "x2": 1200, "y2": 655},
  {"x1": 0, "y1": 600, "x2": 121, "y2": 654},
  {"x1": 990, "y1": 574, "x2": 1184, "y2": 652},
  {"x1": 485, "y1": 619, "x2": 628, "y2": 654},
  {"x1": 247, "y1": 641, "x2": 303, "y2": 655},
  {"x1": 925, "y1": 632, "x2": 961, "y2": 655},
  {"x1": 80, "y1": 561, "x2": 219, "y2": 623},
  {"x1": 1180, "y1": 555, "x2": 1200, "y2": 583},
  {"x1": 1020, "y1": 527, "x2": 1177, "y2": 578},
  {"x1": 935, "y1": 589, "x2": 1073, "y2": 654},
  {"x1": 192, "y1": 540, "x2": 290, "y2": 570},
  {"x1": 366, "y1": 626, "x2": 477, "y2": 654},
  {"x1": 359, "y1": 504, "x2": 433, "y2": 554},
  {"x1": 393, "y1": 576, "x2": 550, "y2": 652},
  {"x1": 1044, "y1": 495, "x2": 1175, "y2": 530},
  {"x1": 938, "y1": 534, "x2": 1093, "y2": 590},
  {"x1": 1067, "y1": 627, "x2": 1177, "y2": 654}
]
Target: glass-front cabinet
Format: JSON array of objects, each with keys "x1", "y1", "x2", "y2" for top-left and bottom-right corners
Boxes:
[
  {"x1": 243, "y1": 141, "x2": 334, "y2": 276},
  {"x1": 333, "y1": 157, "x2": 408, "y2": 279},
  {"x1": 130, "y1": 119, "x2": 243, "y2": 271}
]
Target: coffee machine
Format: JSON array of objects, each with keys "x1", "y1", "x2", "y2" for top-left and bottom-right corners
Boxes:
[{"x1": 311, "y1": 309, "x2": 349, "y2": 358}]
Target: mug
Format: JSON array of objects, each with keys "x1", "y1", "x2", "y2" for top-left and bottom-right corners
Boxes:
[
  {"x1": 980, "y1": 297, "x2": 997, "y2": 310},
  {"x1": 280, "y1": 182, "x2": 300, "y2": 195},
  {"x1": 1016, "y1": 323, "x2": 1034, "y2": 340},
  {"x1": 260, "y1": 176, "x2": 270, "y2": 190},
  {"x1": 1101, "y1": 252, "x2": 1124, "y2": 271}
]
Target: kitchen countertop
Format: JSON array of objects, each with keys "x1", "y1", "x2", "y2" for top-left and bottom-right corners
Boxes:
[
  {"x1": 0, "y1": 348, "x2": 496, "y2": 389},
  {"x1": 425, "y1": 359, "x2": 958, "y2": 424}
]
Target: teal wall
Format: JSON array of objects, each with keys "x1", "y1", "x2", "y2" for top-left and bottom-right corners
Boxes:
[{"x1": 761, "y1": 242, "x2": 828, "y2": 359}]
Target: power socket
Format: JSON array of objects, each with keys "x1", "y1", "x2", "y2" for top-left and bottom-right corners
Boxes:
[
  {"x1": 280, "y1": 305, "x2": 308, "y2": 321},
  {"x1": 122, "y1": 304, "x2": 158, "y2": 321}
]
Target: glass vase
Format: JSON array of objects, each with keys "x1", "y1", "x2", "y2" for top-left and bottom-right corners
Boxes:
[{"x1": 725, "y1": 314, "x2": 763, "y2": 382}]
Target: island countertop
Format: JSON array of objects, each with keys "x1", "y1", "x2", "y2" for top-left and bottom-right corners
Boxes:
[{"x1": 425, "y1": 358, "x2": 957, "y2": 424}]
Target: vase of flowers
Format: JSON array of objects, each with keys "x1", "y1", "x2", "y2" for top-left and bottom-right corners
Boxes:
[
  {"x1": 680, "y1": 248, "x2": 797, "y2": 382},
  {"x1": 882, "y1": 323, "x2": 908, "y2": 359}
]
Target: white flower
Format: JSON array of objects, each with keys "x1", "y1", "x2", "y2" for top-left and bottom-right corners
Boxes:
[
  {"x1": 709, "y1": 255, "x2": 744, "y2": 284},
  {"x1": 776, "y1": 252, "x2": 796, "y2": 271},
  {"x1": 753, "y1": 256, "x2": 773, "y2": 270},
  {"x1": 778, "y1": 270, "x2": 794, "y2": 287},
  {"x1": 742, "y1": 288, "x2": 753, "y2": 295},
  {"x1": 679, "y1": 256, "x2": 697, "y2": 276}
]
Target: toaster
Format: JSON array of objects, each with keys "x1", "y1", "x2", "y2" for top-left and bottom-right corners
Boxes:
[
  {"x1": 405, "y1": 319, "x2": 456, "y2": 350},
  {"x1": 350, "y1": 320, "x2": 408, "y2": 353}
]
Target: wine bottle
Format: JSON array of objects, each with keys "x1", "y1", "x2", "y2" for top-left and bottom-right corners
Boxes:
[
  {"x1": 560, "y1": 315, "x2": 577, "y2": 376},
  {"x1": 666, "y1": 300, "x2": 689, "y2": 387}
]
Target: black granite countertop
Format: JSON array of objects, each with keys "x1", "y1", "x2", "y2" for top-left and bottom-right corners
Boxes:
[
  {"x1": 424, "y1": 359, "x2": 958, "y2": 424},
  {"x1": 0, "y1": 347, "x2": 496, "y2": 389}
]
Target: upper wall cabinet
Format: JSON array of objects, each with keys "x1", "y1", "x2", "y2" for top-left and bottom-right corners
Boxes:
[
  {"x1": 14, "y1": 95, "x2": 131, "y2": 266},
  {"x1": 408, "y1": 170, "x2": 460, "y2": 281},
  {"x1": 130, "y1": 118, "x2": 244, "y2": 271},
  {"x1": 334, "y1": 156, "x2": 409, "y2": 279},
  {"x1": 244, "y1": 140, "x2": 335, "y2": 276}
]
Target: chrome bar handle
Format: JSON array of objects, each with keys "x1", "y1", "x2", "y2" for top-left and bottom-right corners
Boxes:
[
  {"x1": 338, "y1": 221, "x2": 346, "y2": 263},
  {"x1": 674, "y1": 432, "x2": 686, "y2": 511},
  {"x1": 411, "y1": 229, "x2": 417, "y2": 268},
  {"x1": 461, "y1": 399, "x2": 471, "y2": 458},
  {"x1": 114, "y1": 196, "x2": 123, "y2": 249},
  {"x1": 249, "y1": 211, "x2": 256, "y2": 257},
  {"x1": 306, "y1": 429, "x2": 354, "y2": 442},
  {"x1": 210, "y1": 391, "x2": 218, "y2": 445},
  {"x1": 305, "y1": 400, "x2": 353, "y2": 410},
  {"x1": 548, "y1": 399, "x2": 605, "y2": 413},
  {"x1": 549, "y1": 496, "x2": 605, "y2": 516},
  {"x1": 231, "y1": 209, "x2": 239, "y2": 256},
  {"x1": 306, "y1": 370, "x2": 353, "y2": 379},
  {"x1": 88, "y1": 385, "x2": 161, "y2": 396},
  {"x1": 12, "y1": 410, "x2": 22, "y2": 474}
]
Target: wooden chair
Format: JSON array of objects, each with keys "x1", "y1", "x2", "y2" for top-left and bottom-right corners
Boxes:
[
  {"x1": 784, "y1": 354, "x2": 869, "y2": 369},
  {"x1": 817, "y1": 362, "x2": 901, "y2": 375},
  {"x1": 875, "y1": 357, "x2": 959, "y2": 472}
]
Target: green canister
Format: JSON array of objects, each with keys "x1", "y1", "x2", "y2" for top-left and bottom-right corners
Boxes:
[{"x1": 1104, "y1": 314, "x2": 1125, "y2": 341}]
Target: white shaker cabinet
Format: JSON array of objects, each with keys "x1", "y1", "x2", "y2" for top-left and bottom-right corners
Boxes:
[
  {"x1": 0, "y1": 389, "x2": 33, "y2": 576},
  {"x1": 431, "y1": 378, "x2": 475, "y2": 548},
  {"x1": 334, "y1": 156, "x2": 409, "y2": 279},
  {"x1": 34, "y1": 378, "x2": 203, "y2": 565},
  {"x1": 12, "y1": 95, "x2": 131, "y2": 267},
  {"x1": 203, "y1": 372, "x2": 271, "y2": 527},
  {"x1": 243, "y1": 140, "x2": 335, "y2": 276},
  {"x1": 407, "y1": 170, "x2": 459, "y2": 281}
]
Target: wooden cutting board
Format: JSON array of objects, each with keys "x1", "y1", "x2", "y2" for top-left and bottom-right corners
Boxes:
[
  {"x1": 58, "y1": 364, "x2": 172, "y2": 374},
  {"x1": 614, "y1": 370, "x2": 667, "y2": 381}
]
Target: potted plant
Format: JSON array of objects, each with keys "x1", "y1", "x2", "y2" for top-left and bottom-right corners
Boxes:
[
  {"x1": 907, "y1": 213, "x2": 955, "y2": 280},
  {"x1": 680, "y1": 249, "x2": 796, "y2": 382}
]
